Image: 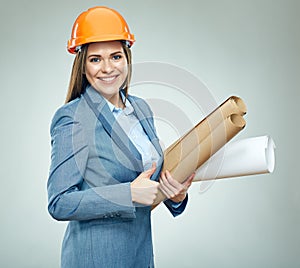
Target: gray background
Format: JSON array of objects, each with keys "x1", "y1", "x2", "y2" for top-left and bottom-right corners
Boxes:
[{"x1": 0, "y1": 0, "x2": 299, "y2": 267}]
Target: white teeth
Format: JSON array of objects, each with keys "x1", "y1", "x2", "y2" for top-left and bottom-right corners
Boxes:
[{"x1": 100, "y1": 76, "x2": 116, "y2": 82}]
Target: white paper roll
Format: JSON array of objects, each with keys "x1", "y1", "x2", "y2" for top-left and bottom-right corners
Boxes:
[{"x1": 194, "y1": 135, "x2": 276, "y2": 181}]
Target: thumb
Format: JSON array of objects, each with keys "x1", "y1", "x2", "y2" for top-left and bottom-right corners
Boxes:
[{"x1": 144, "y1": 162, "x2": 157, "y2": 178}]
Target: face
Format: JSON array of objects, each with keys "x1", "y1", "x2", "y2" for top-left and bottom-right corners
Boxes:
[{"x1": 85, "y1": 41, "x2": 128, "y2": 106}]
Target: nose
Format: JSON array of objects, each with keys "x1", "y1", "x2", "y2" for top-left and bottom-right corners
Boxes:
[{"x1": 100, "y1": 59, "x2": 113, "y2": 74}]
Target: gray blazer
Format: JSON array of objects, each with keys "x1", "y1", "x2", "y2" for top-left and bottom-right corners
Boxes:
[{"x1": 47, "y1": 85, "x2": 188, "y2": 268}]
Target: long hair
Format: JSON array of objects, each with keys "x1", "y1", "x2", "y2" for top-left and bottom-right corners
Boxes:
[{"x1": 65, "y1": 42, "x2": 132, "y2": 103}]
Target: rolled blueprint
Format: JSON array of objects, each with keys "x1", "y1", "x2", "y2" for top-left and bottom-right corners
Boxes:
[{"x1": 194, "y1": 135, "x2": 275, "y2": 181}]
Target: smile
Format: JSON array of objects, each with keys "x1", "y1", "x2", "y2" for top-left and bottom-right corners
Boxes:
[{"x1": 99, "y1": 75, "x2": 118, "y2": 82}]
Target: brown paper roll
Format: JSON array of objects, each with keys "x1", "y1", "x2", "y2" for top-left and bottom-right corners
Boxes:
[
  {"x1": 154, "y1": 113, "x2": 246, "y2": 204},
  {"x1": 170, "y1": 114, "x2": 245, "y2": 181},
  {"x1": 163, "y1": 96, "x2": 247, "y2": 172}
]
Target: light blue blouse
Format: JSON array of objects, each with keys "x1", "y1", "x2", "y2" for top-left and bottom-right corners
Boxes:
[{"x1": 105, "y1": 96, "x2": 160, "y2": 171}]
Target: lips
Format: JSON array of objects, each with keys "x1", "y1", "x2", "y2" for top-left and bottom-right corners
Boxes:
[{"x1": 99, "y1": 75, "x2": 118, "y2": 82}]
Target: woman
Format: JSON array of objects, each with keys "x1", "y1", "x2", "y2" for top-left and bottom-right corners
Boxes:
[{"x1": 47, "y1": 6, "x2": 194, "y2": 268}]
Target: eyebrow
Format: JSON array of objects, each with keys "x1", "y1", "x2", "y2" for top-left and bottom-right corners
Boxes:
[{"x1": 87, "y1": 50, "x2": 123, "y2": 58}]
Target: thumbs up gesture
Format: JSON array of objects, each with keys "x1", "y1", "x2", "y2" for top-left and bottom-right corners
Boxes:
[{"x1": 130, "y1": 163, "x2": 159, "y2": 206}]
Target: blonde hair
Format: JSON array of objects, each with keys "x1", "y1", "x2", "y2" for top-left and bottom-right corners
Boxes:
[{"x1": 65, "y1": 42, "x2": 132, "y2": 103}]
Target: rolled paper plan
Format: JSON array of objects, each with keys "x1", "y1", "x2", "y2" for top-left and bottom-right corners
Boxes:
[
  {"x1": 166, "y1": 114, "x2": 246, "y2": 184},
  {"x1": 163, "y1": 96, "x2": 247, "y2": 172},
  {"x1": 194, "y1": 135, "x2": 276, "y2": 181},
  {"x1": 153, "y1": 96, "x2": 247, "y2": 205}
]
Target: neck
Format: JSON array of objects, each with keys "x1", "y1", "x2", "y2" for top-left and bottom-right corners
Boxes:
[{"x1": 107, "y1": 93, "x2": 125, "y2": 109}]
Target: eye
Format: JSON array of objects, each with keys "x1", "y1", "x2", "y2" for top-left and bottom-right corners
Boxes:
[
  {"x1": 89, "y1": 57, "x2": 100, "y2": 63},
  {"x1": 112, "y1": 54, "x2": 122, "y2": 61}
]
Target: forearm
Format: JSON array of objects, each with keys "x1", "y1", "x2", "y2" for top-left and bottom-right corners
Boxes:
[{"x1": 48, "y1": 182, "x2": 136, "y2": 221}]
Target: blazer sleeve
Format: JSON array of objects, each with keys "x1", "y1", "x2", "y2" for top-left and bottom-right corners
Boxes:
[
  {"x1": 163, "y1": 197, "x2": 188, "y2": 217},
  {"x1": 47, "y1": 105, "x2": 136, "y2": 221}
]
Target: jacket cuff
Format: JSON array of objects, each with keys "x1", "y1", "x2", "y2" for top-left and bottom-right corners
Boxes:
[{"x1": 163, "y1": 194, "x2": 188, "y2": 217}]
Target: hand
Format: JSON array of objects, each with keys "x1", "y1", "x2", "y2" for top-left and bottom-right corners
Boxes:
[
  {"x1": 159, "y1": 170, "x2": 195, "y2": 203},
  {"x1": 130, "y1": 163, "x2": 159, "y2": 206}
]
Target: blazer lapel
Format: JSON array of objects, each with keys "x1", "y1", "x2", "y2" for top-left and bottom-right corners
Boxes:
[
  {"x1": 128, "y1": 96, "x2": 164, "y2": 181},
  {"x1": 83, "y1": 86, "x2": 144, "y2": 173},
  {"x1": 128, "y1": 96, "x2": 163, "y2": 158}
]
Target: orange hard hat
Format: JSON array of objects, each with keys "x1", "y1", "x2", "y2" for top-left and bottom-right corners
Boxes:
[{"x1": 67, "y1": 6, "x2": 135, "y2": 54}]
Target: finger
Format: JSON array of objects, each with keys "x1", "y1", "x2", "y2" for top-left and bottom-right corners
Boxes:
[
  {"x1": 148, "y1": 162, "x2": 157, "y2": 175},
  {"x1": 158, "y1": 184, "x2": 172, "y2": 199},
  {"x1": 151, "y1": 162, "x2": 157, "y2": 170},
  {"x1": 162, "y1": 172, "x2": 179, "y2": 191},
  {"x1": 144, "y1": 163, "x2": 157, "y2": 177},
  {"x1": 187, "y1": 173, "x2": 195, "y2": 183},
  {"x1": 182, "y1": 173, "x2": 195, "y2": 188},
  {"x1": 165, "y1": 170, "x2": 185, "y2": 190},
  {"x1": 161, "y1": 171, "x2": 184, "y2": 195},
  {"x1": 159, "y1": 175, "x2": 178, "y2": 198},
  {"x1": 159, "y1": 170, "x2": 166, "y2": 181}
]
